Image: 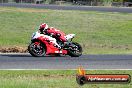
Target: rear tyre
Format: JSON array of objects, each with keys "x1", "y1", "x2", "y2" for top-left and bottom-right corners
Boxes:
[
  {"x1": 28, "y1": 42, "x2": 46, "y2": 57},
  {"x1": 68, "y1": 42, "x2": 82, "y2": 57}
]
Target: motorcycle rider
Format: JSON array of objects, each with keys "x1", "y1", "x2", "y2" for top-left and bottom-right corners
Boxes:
[{"x1": 39, "y1": 23, "x2": 68, "y2": 49}]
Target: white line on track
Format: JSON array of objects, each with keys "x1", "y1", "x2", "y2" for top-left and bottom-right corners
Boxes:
[{"x1": 0, "y1": 69, "x2": 132, "y2": 70}]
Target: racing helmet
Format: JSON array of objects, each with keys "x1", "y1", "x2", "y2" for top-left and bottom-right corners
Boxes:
[{"x1": 39, "y1": 23, "x2": 48, "y2": 33}]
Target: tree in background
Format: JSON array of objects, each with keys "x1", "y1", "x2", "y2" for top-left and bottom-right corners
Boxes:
[
  {"x1": 113, "y1": 0, "x2": 123, "y2": 2},
  {"x1": 100, "y1": 0, "x2": 113, "y2": 6}
]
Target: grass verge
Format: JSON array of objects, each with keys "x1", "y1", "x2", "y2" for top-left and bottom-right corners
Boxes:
[
  {"x1": 0, "y1": 70, "x2": 132, "y2": 88},
  {"x1": 0, "y1": 7, "x2": 132, "y2": 54}
]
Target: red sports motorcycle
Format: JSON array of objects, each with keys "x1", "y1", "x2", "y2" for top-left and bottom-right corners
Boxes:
[{"x1": 28, "y1": 31, "x2": 82, "y2": 57}]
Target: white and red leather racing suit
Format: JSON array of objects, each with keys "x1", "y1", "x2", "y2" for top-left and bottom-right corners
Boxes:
[{"x1": 41, "y1": 27, "x2": 67, "y2": 48}]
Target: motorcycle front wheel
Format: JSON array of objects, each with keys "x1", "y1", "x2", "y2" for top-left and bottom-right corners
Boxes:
[{"x1": 28, "y1": 42, "x2": 46, "y2": 57}]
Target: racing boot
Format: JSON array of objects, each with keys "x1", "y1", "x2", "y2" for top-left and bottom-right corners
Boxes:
[
  {"x1": 63, "y1": 41, "x2": 71, "y2": 49},
  {"x1": 54, "y1": 44, "x2": 62, "y2": 50}
]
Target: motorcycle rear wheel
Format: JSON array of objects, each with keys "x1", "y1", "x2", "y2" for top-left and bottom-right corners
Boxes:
[{"x1": 68, "y1": 42, "x2": 82, "y2": 57}]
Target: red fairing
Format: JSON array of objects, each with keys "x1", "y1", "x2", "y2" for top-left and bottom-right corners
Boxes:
[
  {"x1": 37, "y1": 36, "x2": 67, "y2": 55},
  {"x1": 47, "y1": 28, "x2": 67, "y2": 42}
]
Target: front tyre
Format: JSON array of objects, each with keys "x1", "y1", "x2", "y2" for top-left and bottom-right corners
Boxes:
[
  {"x1": 68, "y1": 42, "x2": 82, "y2": 57},
  {"x1": 28, "y1": 42, "x2": 46, "y2": 57}
]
